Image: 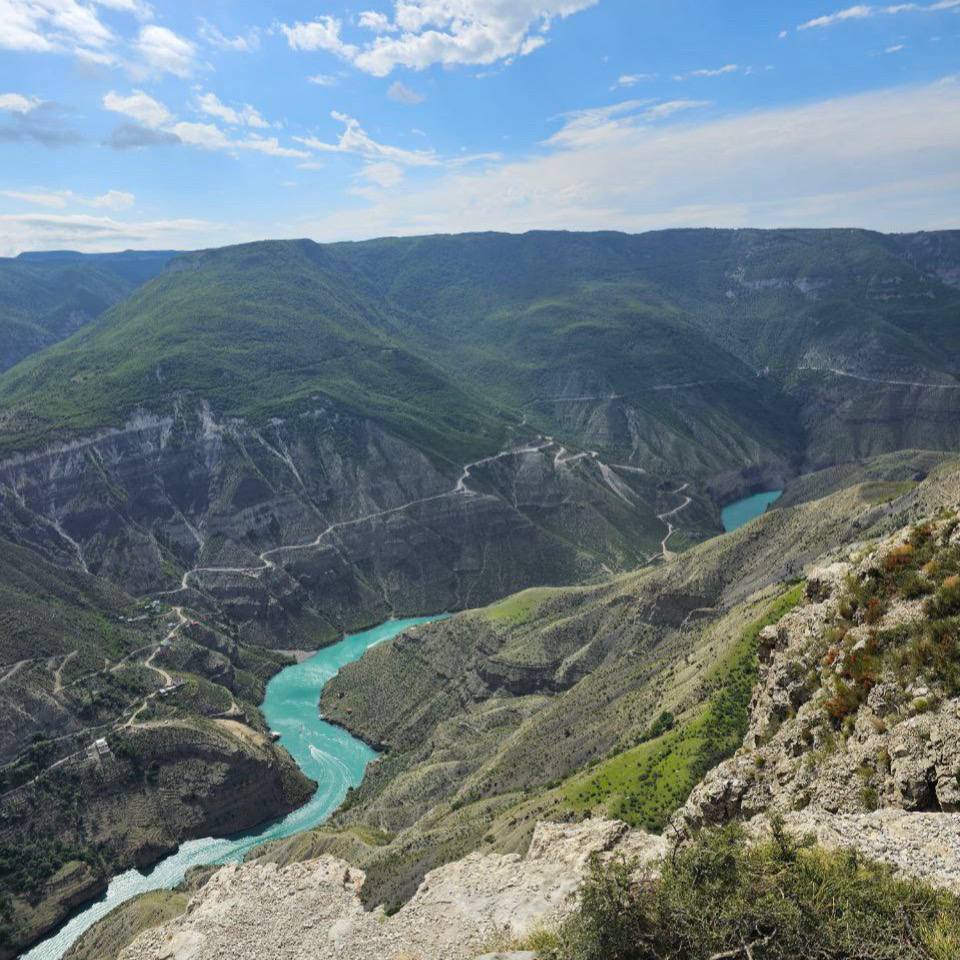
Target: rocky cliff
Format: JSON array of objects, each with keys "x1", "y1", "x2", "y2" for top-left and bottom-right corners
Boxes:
[
  {"x1": 116, "y1": 819, "x2": 666, "y2": 960},
  {"x1": 0, "y1": 401, "x2": 671, "y2": 649},
  {"x1": 681, "y1": 514, "x2": 960, "y2": 828}
]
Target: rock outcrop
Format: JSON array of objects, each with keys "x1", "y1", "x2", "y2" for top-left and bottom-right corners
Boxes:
[
  {"x1": 118, "y1": 820, "x2": 666, "y2": 960},
  {"x1": 680, "y1": 515, "x2": 960, "y2": 891},
  {"x1": 0, "y1": 404, "x2": 662, "y2": 649}
]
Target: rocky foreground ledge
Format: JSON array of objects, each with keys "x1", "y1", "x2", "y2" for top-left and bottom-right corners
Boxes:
[
  {"x1": 119, "y1": 511, "x2": 960, "y2": 960},
  {"x1": 118, "y1": 809, "x2": 960, "y2": 960},
  {"x1": 118, "y1": 819, "x2": 665, "y2": 960}
]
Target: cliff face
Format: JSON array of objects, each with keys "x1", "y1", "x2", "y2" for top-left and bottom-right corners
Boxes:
[
  {"x1": 682, "y1": 517, "x2": 960, "y2": 828},
  {"x1": 0, "y1": 531, "x2": 317, "y2": 958},
  {"x1": 0, "y1": 402, "x2": 670, "y2": 648},
  {"x1": 0, "y1": 718, "x2": 313, "y2": 960},
  {"x1": 117, "y1": 819, "x2": 666, "y2": 960}
]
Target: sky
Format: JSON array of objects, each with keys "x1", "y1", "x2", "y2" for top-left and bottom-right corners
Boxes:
[{"x1": 0, "y1": 0, "x2": 958, "y2": 255}]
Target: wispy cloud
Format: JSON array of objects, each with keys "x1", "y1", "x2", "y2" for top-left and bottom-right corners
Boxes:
[
  {"x1": 294, "y1": 111, "x2": 439, "y2": 166},
  {"x1": 281, "y1": 1, "x2": 598, "y2": 77},
  {"x1": 611, "y1": 73, "x2": 656, "y2": 90},
  {"x1": 195, "y1": 91, "x2": 270, "y2": 129},
  {"x1": 387, "y1": 81, "x2": 425, "y2": 104},
  {"x1": 797, "y1": 1, "x2": 960, "y2": 31},
  {"x1": 293, "y1": 78, "x2": 960, "y2": 240},
  {"x1": 2, "y1": 187, "x2": 135, "y2": 210},
  {"x1": 103, "y1": 90, "x2": 305, "y2": 157},
  {"x1": 674, "y1": 64, "x2": 740, "y2": 80},
  {"x1": 198, "y1": 18, "x2": 260, "y2": 53},
  {"x1": 0, "y1": 212, "x2": 216, "y2": 257},
  {"x1": 2, "y1": 188, "x2": 72, "y2": 208},
  {"x1": 547, "y1": 99, "x2": 709, "y2": 149}
]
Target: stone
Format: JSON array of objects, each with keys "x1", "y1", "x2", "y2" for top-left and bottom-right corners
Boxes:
[{"x1": 119, "y1": 820, "x2": 662, "y2": 960}]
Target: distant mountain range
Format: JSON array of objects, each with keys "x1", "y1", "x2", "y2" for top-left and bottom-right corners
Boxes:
[
  {"x1": 1, "y1": 228, "x2": 960, "y2": 957},
  {"x1": 0, "y1": 249, "x2": 175, "y2": 374}
]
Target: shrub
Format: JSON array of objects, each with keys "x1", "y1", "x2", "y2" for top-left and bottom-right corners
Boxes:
[
  {"x1": 546, "y1": 824, "x2": 960, "y2": 960},
  {"x1": 884, "y1": 543, "x2": 914, "y2": 572},
  {"x1": 928, "y1": 576, "x2": 960, "y2": 619}
]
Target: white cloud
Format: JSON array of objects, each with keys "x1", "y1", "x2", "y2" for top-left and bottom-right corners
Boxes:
[
  {"x1": 799, "y1": 4, "x2": 873, "y2": 29},
  {"x1": 2, "y1": 188, "x2": 72, "y2": 208},
  {"x1": 886, "y1": 43, "x2": 906, "y2": 51},
  {"x1": 198, "y1": 18, "x2": 260, "y2": 52},
  {"x1": 358, "y1": 11, "x2": 397, "y2": 32},
  {"x1": 295, "y1": 111, "x2": 438, "y2": 166},
  {"x1": 307, "y1": 73, "x2": 340, "y2": 86},
  {"x1": 643, "y1": 99, "x2": 711, "y2": 120},
  {"x1": 87, "y1": 188, "x2": 134, "y2": 209},
  {"x1": 674, "y1": 64, "x2": 739, "y2": 80},
  {"x1": 361, "y1": 160, "x2": 405, "y2": 187},
  {"x1": 388, "y1": 81, "x2": 425, "y2": 104},
  {"x1": 196, "y1": 92, "x2": 270, "y2": 128},
  {"x1": 281, "y1": 1, "x2": 598, "y2": 77},
  {"x1": 135, "y1": 24, "x2": 195, "y2": 76},
  {"x1": 282, "y1": 15, "x2": 357, "y2": 56},
  {"x1": 103, "y1": 89, "x2": 171, "y2": 127},
  {"x1": 0, "y1": 0, "x2": 150, "y2": 61},
  {"x1": 237, "y1": 135, "x2": 308, "y2": 159},
  {"x1": 546, "y1": 99, "x2": 708, "y2": 149},
  {"x1": 798, "y1": 1, "x2": 960, "y2": 31},
  {"x1": 292, "y1": 78, "x2": 960, "y2": 240},
  {"x1": 169, "y1": 120, "x2": 231, "y2": 150},
  {"x1": 0, "y1": 212, "x2": 217, "y2": 257},
  {"x1": 103, "y1": 88, "x2": 305, "y2": 158},
  {"x1": 613, "y1": 73, "x2": 655, "y2": 89},
  {"x1": 1, "y1": 186, "x2": 135, "y2": 209},
  {"x1": 447, "y1": 150, "x2": 503, "y2": 167},
  {"x1": 167, "y1": 121, "x2": 308, "y2": 158},
  {"x1": 93, "y1": 0, "x2": 152, "y2": 17},
  {"x1": 0, "y1": 92, "x2": 43, "y2": 113}
]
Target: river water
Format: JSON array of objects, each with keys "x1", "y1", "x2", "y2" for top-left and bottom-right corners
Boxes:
[
  {"x1": 24, "y1": 616, "x2": 441, "y2": 960},
  {"x1": 720, "y1": 489, "x2": 783, "y2": 532}
]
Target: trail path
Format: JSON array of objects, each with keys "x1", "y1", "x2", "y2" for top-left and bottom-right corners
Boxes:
[
  {"x1": 803, "y1": 366, "x2": 960, "y2": 390},
  {"x1": 171, "y1": 439, "x2": 589, "y2": 595},
  {"x1": 52, "y1": 650, "x2": 77, "y2": 694},
  {"x1": 157, "y1": 436, "x2": 681, "y2": 596},
  {"x1": 656, "y1": 483, "x2": 692, "y2": 561},
  {"x1": 0, "y1": 659, "x2": 30, "y2": 686}
]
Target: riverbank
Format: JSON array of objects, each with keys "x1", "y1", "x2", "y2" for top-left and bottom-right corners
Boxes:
[
  {"x1": 720, "y1": 489, "x2": 783, "y2": 532},
  {"x1": 24, "y1": 617, "x2": 443, "y2": 960}
]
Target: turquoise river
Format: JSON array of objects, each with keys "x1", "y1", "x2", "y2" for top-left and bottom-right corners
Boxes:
[
  {"x1": 24, "y1": 616, "x2": 442, "y2": 960},
  {"x1": 720, "y1": 489, "x2": 783, "y2": 533}
]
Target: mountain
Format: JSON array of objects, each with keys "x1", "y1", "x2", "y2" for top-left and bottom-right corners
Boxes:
[
  {"x1": 4, "y1": 228, "x2": 960, "y2": 956},
  {"x1": 0, "y1": 230, "x2": 958, "y2": 652},
  {"x1": 242, "y1": 461, "x2": 960, "y2": 911},
  {"x1": 0, "y1": 250, "x2": 175, "y2": 374},
  {"x1": 0, "y1": 536, "x2": 313, "y2": 958},
  {"x1": 4, "y1": 230, "x2": 960, "y2": 467},
  {"x1": 75, "y1": 461, "x2": 960, "y2": 960}
]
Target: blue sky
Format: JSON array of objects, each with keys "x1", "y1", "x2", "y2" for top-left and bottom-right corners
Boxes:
[{"x1": 0, "y1": 0, "x2": 958, "y2": 254}]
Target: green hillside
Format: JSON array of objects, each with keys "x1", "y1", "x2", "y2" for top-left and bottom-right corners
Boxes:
[
  {"x1": 1, "y1": 229, "x2": 958, "y2": 474},
  {"x1": 0, "y1": 535, "x2": 312, "y2": 956},
  {"x1": 0, "y1": 251, "x2": 174, "y2": 374}
]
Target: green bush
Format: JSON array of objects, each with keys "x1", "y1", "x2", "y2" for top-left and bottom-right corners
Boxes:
[{"x1": 543, "y1": 823, "x2": 960, "y2": 960}]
